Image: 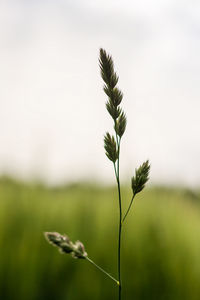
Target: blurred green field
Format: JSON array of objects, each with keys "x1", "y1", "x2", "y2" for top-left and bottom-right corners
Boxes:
[{"x1": 0, "y1": 177, "x2": 200, "y2": 300}]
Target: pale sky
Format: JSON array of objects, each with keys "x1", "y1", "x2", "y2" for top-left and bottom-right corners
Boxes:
[{"x1": 0, "y1": 0, "x2": 200, "y2": 186}]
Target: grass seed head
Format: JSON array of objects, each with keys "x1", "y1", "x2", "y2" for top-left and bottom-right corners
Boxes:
[
  {"x1": 131, "y1": 160, "x2": 150, "y2": 195},
  {"x1": 44, "y1": 232, "x2": 87, "y2": 259}
]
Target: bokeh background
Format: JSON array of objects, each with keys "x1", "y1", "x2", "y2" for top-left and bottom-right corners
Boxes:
[{"x1": 1, "y1": 1, "x2": 200, "y2": 299}]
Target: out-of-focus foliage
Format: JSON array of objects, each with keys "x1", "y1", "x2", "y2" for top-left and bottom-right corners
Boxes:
[{"x1": 0, "y1": 177, "x2": 200, "y2": 300}]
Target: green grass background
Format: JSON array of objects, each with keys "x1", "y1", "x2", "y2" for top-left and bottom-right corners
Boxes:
[{"x1": 1, "y1": 176, "x2": 200, "y2": 300}]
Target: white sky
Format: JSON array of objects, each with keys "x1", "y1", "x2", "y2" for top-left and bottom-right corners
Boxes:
[{"x1": 0, "y1": 0, "x2": 200, "y2": 186}]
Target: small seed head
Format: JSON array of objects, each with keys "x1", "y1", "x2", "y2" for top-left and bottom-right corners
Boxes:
[
  {"x1": 131, "y1": 160, "x2": 150, "y2": 195},
  {"x1": 104, "y1": 132, "x2": 118, "y2": 162},
  {"x1": 44, "y1": 232, "x2": 88, "y2": 259},
  {"x1": 115, "y1": 111, "x2": 127, "y2": 137}
]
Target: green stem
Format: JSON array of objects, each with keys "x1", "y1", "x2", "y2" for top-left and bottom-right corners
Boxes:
[
  {"x1": 114, "y1": 163, "x2": 118, "y2": 180},
  {"x1": 115, "y1": 137, "x2": 122, "y2": 300},
  {"x1": 117, "y1": 177, "x2": 122, "y2": 300},
  {"x1": 122, "y1": 193, "x2": 136, "y2": 223},
  {"x1": 85, "y1": 257, "x2": 119, "y2": 285}
]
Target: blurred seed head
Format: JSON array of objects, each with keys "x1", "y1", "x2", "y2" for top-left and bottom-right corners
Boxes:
[{"x1": 44, "y1": 232, "x2": 87, "y2": 259}]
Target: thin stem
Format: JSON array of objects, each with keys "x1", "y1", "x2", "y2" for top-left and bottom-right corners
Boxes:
[
  {"x1": 116, "y1": 137, "x2": 122, "y2": 300},
  {"x1": 122, "y1": 193, "x2": 136, "y2": 223},
  {"x1": 85, "y1": 257, "x2": 119, "y2": 285},
  {"x1": 114, "y1": 120, "x2": 120, "y2": 155},
  {"x1": 117, "y1": 178, "x2": 122, "y2": 300},
  {"x1": 113, "y1": 163, "x2": 118, "y2": 180}
]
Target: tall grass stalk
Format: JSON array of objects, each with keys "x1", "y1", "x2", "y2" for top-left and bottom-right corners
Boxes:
[
  {"x1": 99, "y1": 49, "x2": 150, "y2": 299},
  {"x1": 45, "y1": 49, "x2": 150, "y2": 300}
]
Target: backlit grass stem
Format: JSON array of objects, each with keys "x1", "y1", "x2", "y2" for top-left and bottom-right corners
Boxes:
[{"x1": 86, "y1": 257, "x2": 119, "y2": 285}]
